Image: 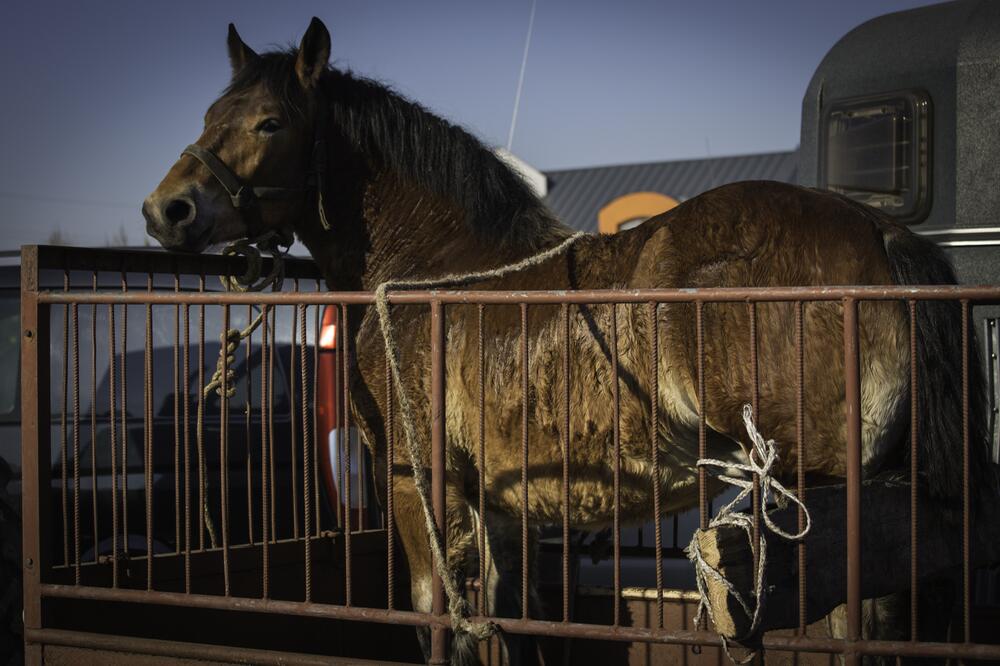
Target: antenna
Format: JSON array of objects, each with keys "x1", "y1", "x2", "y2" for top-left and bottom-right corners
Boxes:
[{"x1": 506, "y1": 0, "x2": 537, "y2": 152}]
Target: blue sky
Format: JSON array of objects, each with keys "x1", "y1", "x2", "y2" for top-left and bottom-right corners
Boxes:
[{"x1": 0, "y1": 0, "x2": 932, "y2": 249}]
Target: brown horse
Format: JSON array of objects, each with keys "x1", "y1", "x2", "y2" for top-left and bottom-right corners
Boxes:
[{"x1": 144, "y1": 18, "x2": 993, "y2": 664}]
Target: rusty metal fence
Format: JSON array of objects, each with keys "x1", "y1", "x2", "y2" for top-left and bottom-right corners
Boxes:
[{"x1": 18, "y1": 245, "x2": 1000, "y2": 664}]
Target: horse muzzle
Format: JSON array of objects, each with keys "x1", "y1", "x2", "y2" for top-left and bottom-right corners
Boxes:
[{"x1": 142, "y1": 190, "x2": 213, "y2": 253}]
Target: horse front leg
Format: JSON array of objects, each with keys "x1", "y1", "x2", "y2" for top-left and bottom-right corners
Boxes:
[
  {"x1": 392, "y1": 471, "x2": 481, "y2": 665},
  {"x1": 478, "y1": 510, "x2": 545, "y2": 666}
]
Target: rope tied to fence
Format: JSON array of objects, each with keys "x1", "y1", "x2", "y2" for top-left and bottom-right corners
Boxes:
[
  {"x1": 199, "y1": 230, "x2": 290, "y2": 548},
  {"x1": 373, "y1": 231, "x2": 585, "y2": 640},
  {"x1": 686, "y1": 404, "x2": 812, "y2": 664},
  {"x1": 204, "y1": 230, "x2": 291, "y2": 400}
]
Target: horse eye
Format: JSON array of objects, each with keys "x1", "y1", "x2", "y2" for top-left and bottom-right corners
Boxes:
[{"x1": 256, "y1": 118, "x2": 282, "y2": 134}]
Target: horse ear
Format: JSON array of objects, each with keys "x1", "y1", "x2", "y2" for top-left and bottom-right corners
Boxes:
[
  {"x1": 227, "y1": 23, "x2": 258, "y2": 78},
  {"x1": 295, "y1": 17, "x2": 331, "y2": 90}
]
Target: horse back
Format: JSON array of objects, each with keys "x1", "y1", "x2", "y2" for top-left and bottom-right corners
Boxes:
[{"x1": 617, "y1": 180, "x2": 911, "y2": 482}]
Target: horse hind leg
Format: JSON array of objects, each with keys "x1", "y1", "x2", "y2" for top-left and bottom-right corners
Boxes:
[
  {"x1": 825, "y1": 578, "x2": 956, "y2": 666},
  {"x1": 825, "y1": 595, "x2": 905, "y2": 666}
]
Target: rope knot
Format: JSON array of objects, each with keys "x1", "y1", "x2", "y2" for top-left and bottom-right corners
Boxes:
[{"x1": 686, "y1": 404, "x2": 812, "y2": 663}]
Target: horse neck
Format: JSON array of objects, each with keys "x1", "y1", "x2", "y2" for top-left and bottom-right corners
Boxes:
[
  {"x1": 296, "y1": 73, "x2": 572, "y2": 290},
  {"x1": 298, "y1": 173, "x2": 569, "y2": 290}
]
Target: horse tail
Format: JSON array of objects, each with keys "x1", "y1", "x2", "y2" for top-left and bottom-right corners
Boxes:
[{"x1": 879, "y1": 220, "x2": 998, "y2": 509}]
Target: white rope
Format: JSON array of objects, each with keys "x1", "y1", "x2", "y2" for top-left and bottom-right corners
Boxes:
[
  {"x1": 373, "y1": 232, "x2": 585, "y2": 640},
  {"x1": 686, "y1": 404, "x2": 811, "y2": 663}
]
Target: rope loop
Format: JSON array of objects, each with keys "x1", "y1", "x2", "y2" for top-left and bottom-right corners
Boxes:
[
  {"x1": 220, "y1": 228, "x2": 292, "y2": 293},
  {"x1": 686, "y1": 404, "x2": 811, "y2": 663}
]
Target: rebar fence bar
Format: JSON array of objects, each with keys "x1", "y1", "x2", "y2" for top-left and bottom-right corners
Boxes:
[{"x1": 19, "y1": 245, "x2": 1000, "y2": 664}]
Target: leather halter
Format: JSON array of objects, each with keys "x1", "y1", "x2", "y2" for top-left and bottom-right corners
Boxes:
[{"x1": 181, "y1": 94, "x2": 331, "y2": 236}]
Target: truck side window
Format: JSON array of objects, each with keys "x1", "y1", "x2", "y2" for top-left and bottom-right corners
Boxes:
[{"x1": 821, "y1": 90, "x2": 931, "y2": 223}]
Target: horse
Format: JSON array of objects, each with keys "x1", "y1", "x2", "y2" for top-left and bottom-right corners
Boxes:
[{"x1": 143, "y1": 18, "x2": 994, "y2": 664}]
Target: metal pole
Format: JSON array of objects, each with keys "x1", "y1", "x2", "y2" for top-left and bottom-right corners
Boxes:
[
  {"x1": 20, "y1": 246, "x2": 50, "y2": 666},
  {"x1": 430, "y1": 300, "x2": 448, "y2": 665},
  {"x1": 843, "y1": 298, "x2": 862, "y2": 665}
]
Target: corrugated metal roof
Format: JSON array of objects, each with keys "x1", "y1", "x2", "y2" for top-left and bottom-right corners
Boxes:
[{"x1": 543, "y1": 150, "x2": 798, "y2": 232}]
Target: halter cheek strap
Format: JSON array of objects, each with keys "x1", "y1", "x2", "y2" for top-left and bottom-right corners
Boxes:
[
  {"x1": 182, "y1": 91, "x2": 332, "y2": 233},
  {"x1": 181, "y1": 143, "x2": 306, "y2": 210}
]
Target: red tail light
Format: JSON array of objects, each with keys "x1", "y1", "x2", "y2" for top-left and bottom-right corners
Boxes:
[{"x1": 319, "y1": 306, "x2": 337, "y2": 350}]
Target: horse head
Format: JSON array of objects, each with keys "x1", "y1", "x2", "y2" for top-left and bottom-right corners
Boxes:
[{"x1": 143, "y1": 18, "x2": 331, "y2": 253}]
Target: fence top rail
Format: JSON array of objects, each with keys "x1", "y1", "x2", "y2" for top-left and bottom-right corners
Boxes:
[
  {"x1": 19, "y1": 244, "x2": 323, "y2": 281},
  {"x1": 32, "y1": 284, "x2": 1000, "y2": 305}
]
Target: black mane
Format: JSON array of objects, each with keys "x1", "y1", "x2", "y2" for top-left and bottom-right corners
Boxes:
[{"x1": 225, "y1": 49, "x2": 565, "y2": 247}]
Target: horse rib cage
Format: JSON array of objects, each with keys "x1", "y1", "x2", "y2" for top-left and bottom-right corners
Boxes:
[{"x1": 18, "y1": 246, "x2": 1000, "y2": 665}]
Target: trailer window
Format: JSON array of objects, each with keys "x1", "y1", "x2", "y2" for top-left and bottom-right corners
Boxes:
[{"x1": 822, "y1": 91, "x2": 931, "y2": 223}]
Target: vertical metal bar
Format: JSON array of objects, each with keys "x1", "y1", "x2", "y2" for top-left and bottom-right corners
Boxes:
[
  {"x1": 121, "y1": 272, "x2": 129, "y2": 558},
  {"x1": 145, "y1": 273, "x2": 153, "y2": 589},
  {"x1": 796, "y1": 301, "x2": 807, "y2": 635},
  {"x1": 108, "y1": 302, "x2": 119, "y2": 588},
  {"x1": 342, "y1": 303, "x2": 352, "y2": 606},
  {"x1": 245, "y1": 304, "x2": 254, "y2": 546},
  {"x1": 521, "y1": 302, "x2": 530, "y2": 621},
  {"x1": 183, "y1": 304, "x2": 191, "y2": 592},
  {"x1": 90, "y1": 273, "x2": 98, "y2": 563},
  {"x1": 696, "y1": 301, "x2": 707, "y2": 531},
  {"x1": 197, "y1": 276, "x2": 206, "y2": 550},
  {"x1": 268, "y1": 306, "x2": 277, "y2": 541},
  {"x1": 562, "y1": 303, "x2": 571, "y2": 624},
  {"x1": 313, "y1": 294, "x2": 322, "y2": 537},
  {"x1": 20, "y1": 247, "x2": 50, "y2": 666},
  {"x1": 71, "y1": 301, "x2": 80, "y2": 582},
  {"x1": 430, "y1": 300, "x2": 448, "y2": 665},
  {"x1": 60, "y1": 272, "x2": 69, "y2": 568},
  {"x1": 289, "y1": 287, "x2": 300, "y2": 540},
  {"x1": 386, "y1": 345, "x2": 395, "y2": 611},
  {"x1": 961, "y1": 299, "x2": 971, "y2": 644},
  {"x1": 174, "y1": 276, "x2": 181, "y2": 554},
  {"x1": 479, "y1": 303, "x2": 487, "y2": 617},
  {"x1": 300, "y1": 304, "x2": 313, "y2": 602},
  {"x1": 220, "y1": 303, "x2": 231, "y2": 595},
  {"x1": 357, "y1": 397, "x2": 365, "y2": 530},
  {"x1": 334, "y1": 306, "x2": 344, "y2": 531},
  {"x1": 611, "y1": 303, "x2": 621, "y2": 627},
  {"x1": 649, "y1": 301, "x2": 664, "y2": 629},
  {"x1": 749, "y1": 302, "x2": 761, "y2": 580},
  {"x1": 260, "y1": 305, "x2": 270, "y2": 598},
  {"x1": 843, "y1": 297, "x2": 862, "y2": 664},
  {"x1": 908, "y1": 300, "x2": 918, "y2": 640}
]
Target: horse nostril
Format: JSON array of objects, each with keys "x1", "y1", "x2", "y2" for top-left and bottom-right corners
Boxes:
[{"x1": 164, "y1": 198, "x2": 195, "y2": 225}]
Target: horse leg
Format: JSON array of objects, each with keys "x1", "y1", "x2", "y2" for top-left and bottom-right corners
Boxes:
[
  {"x1": 825, "y1": 576, "x2": 956, "y2": 666},
  {"x1": 393, "y1": 471, "x2": 482, "y2": 665},
  {"x1": 391, "y1": 473, "x2": 436, "y2": 660},
  {"x1": 480, "y1": 511, "x2": 544, "y2": 666},
  {"x1": 826, "y1": 596, "x2": 903, "y2": 666}
]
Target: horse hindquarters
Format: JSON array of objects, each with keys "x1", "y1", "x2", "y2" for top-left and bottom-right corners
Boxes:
[{"x1": 879, "y1": 223, "x2": 997, "y2": 507}]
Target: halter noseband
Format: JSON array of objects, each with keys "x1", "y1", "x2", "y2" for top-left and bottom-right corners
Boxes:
[{"x1": 181, "y1": 93, "x2": 331, "y2": 235}]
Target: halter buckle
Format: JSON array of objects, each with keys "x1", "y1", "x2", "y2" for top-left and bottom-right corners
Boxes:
[{"x1": 231, "y1": 186, "x2": 256, "y2": 209}]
